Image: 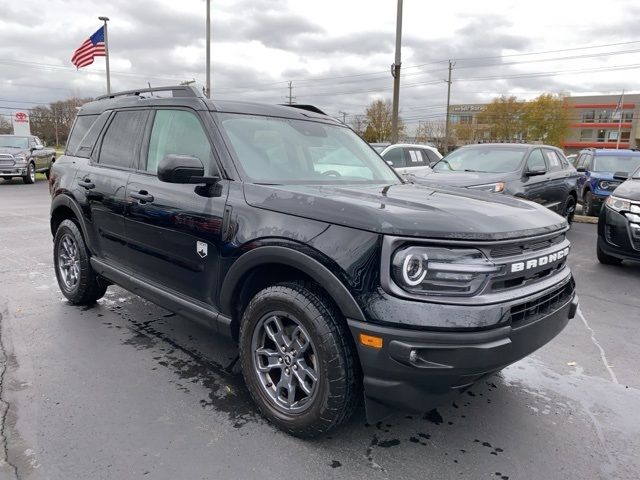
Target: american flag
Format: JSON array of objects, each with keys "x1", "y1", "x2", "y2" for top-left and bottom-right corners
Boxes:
[{"x1": 71, "y1": 26, "x2": 106, "y2": 69}]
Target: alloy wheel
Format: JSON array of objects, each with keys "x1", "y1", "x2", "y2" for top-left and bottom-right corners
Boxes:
[
  {"x1": 565, "y1": 197, "x2": 576, "y2": 223},
  {"x1": 57, "y1": 233, "x2": 81, "y2": 290},
  {"x1": 251, "y1": 312, "x2": 319, "y2": 413}
]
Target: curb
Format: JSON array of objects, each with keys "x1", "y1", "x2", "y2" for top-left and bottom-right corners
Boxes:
[{"x1": 573, "y1": 215, "x2": 598, "y2": 224}]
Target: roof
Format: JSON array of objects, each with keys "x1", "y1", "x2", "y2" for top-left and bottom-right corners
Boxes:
[
  {"x1": 590, "y1": 149, "x2": 640, "y2": 156},
  {"x1": 460, "y1": 143, "x2": 558, "y2": 150},
  {"x1": 78, "y1": 85, "x2": 339, "y2": 125}
]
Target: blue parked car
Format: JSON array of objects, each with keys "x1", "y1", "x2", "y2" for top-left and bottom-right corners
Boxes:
[{"x1": 575, "y1": 148, "x2": 640, "y2": 216}]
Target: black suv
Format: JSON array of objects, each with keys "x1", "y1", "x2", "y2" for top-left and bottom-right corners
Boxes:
[
  {"x1": 50, "y1": 86, "x2": 578, "y2": 437},
  {"x1": 417, "y1": 143, "x2": 580, "y2": 223}
]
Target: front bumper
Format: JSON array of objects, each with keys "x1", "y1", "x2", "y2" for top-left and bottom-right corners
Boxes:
[
  {"x1": 349, "y1": 277, "x2": 577, "y2": 420},
  {"x1": 598, "y1": 205, "x2": 640, "y2": 261},
  {"x1": 0, "y1": 166, "x2": 28, "y2": 177}
]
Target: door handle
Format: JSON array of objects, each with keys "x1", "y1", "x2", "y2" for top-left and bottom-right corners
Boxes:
[
  {"x1": 130, "y1": 191, "x2": 154, "y2": 203},
  {"x1": 77, "y1": 178, "x2": 95, "y2": 189}
]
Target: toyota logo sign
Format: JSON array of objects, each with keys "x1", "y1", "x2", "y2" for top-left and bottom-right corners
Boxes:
[{"x1": 14, "y1": 112, "x2": 29, "y2": 123}]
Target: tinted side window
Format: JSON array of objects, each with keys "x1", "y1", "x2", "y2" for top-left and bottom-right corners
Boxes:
[
  {"x1": 526, "y1": 149, "x2": 547, "y2": 171},
  {"x1": 146, "y1": 110, "x2": 213, "y2": 174},
  {"x1": 583, "y1": 154, "x2": 592, "y2": 170},
  {"x1": 382, "y1": 147, "x2": 406, "y2": 168},
  {"x1": 424, "y1": 150, "x2": 440, "y2": 164},
  {"x1": 76, "y1": 112, "x2": 110, "y2": 159},
  {"x1": 543, "y1": 150, "x2": 562, "y2": 171},
  {"x1": 406, "y1": 149, "x2": 426, "y2": 167},
  {"x1": 66, "y1": 115, "x2": 98, "y2": 155},
  {"x1": 98, "y1": 110, "x2": 147, "y2": 169}
]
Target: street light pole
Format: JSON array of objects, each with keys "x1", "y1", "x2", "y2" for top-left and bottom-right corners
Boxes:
[
  {"x1": 205, "y1": 0, "x2": 211, "y2": 98},
  {"x1": 390, "y1": 0, "x2": 403, "y2": 144},
  {"x1": 98, "y1": 16, "x2": 111, "y2": 95}
]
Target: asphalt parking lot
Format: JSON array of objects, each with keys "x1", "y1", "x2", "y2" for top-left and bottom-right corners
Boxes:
[{"x1": 1, "y1": 179, "x2": 639, "y2": 480}]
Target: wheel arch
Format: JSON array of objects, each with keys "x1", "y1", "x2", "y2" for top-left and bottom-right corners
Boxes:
[
  {"x1": 220, "y1": 246, "x2": 366, "y2": 340},
  {"x1": 50, "y1": 195, "x2": 89, "y2": 244}
]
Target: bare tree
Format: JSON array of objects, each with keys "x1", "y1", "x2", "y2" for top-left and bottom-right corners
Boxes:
[
  {"x1": 415, "y1": 120, "x2": 446, "y2": 150},
  {"x1": 0, "y1": 116, "x2": 12, "y2": 134},
  {"x1": 362, "y1": 99, "x2": 405, "y2": 143}
]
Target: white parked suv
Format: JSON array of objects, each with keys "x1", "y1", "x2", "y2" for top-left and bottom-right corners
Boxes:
[{"x1": 379, "y1": 143, "x2": 442, "y2": 177}]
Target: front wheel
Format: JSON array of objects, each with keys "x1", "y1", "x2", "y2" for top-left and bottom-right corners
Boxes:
[
  {"x1": 239, "y1": 282, "x2": 360, "y2": 437},
  {"x1": 583, "y1": 191, "x2": 596, "y2": 216},
  {"x1": 22, "y1": 163, "x2": 35, "y2": 184},
  {"x1": 54, "y1": 219, "x2": 108, "y2": 304},
  {"x1": 563, "y1": 195, "x2": 576, "y2": 224}
]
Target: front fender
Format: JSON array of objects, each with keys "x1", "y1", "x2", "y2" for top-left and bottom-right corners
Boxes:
[
  {"x1": 50, "y1": 193, "x2": 94, "y2": 253},
  {"x1": 219, "y1": 245, "x2": 366, "y2": 322}
]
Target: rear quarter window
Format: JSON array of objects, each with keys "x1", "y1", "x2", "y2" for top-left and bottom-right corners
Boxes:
[{"x1": 65, "y1": 115, "x2": 98, "y2": 156}]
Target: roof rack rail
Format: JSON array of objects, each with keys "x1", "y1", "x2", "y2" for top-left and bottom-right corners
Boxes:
[
  {"x1": 96, "y1": 85, "x2": 203, "y2": 101},
  {"x1": 280, "y1": 104, "x2": 326, "y2": 115}
]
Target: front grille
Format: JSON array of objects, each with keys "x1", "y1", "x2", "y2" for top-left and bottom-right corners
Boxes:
[
  {"x1": 510, "y1": 279, "x2": 575, "y2": 327},
  {"x1": 0, "y1": 154, "x2": 14, "y2": 166},
  {"x1": 490, "y1": 233, "x2": 565, "y2": 258}
]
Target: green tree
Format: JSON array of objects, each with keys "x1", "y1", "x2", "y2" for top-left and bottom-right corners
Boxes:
[
  {"x1": 521, "y1": 94, "x2": 569, "y2": 147},
  {"x1": 362, "y1": 99, "x2": 404, "y2": 142},
  {"x1": 476, "y1": 95, "x2": 524, "y2": 141}
]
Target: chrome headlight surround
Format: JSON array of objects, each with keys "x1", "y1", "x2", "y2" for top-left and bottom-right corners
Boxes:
[
  {"x1": 388, "y1": 244, "x2": 501, "y2": 297},
  {"x1": 14, "y1": 154, "x2": 27, "y2": 164},
  {"x1": 467, "y1": 182, "x2": 505, "y2": 193}
]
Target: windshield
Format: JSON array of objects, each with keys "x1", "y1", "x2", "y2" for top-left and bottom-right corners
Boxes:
[
  {"x1": 217, "y1": 114, "x2": 400, "y2": 184},
  {"x1": 433, "y1": 146, "x2": 527, "y2": 173},
  {"x1": 372, "y1": 145, "x2": 387, "y2": 153},
  {"x1": 0, "y1": 136, "x2": 29, "y2": 149},
  {"x1": 594, "y1": 154, "x2": 640, "y2": 173}
]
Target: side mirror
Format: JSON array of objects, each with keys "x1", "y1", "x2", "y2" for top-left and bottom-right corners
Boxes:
[
  {"x1": 157, "y1": 154, "x2": 205, "y2": 183},
  {"x1": 613, "y1": 171, "x2": 629, "y2": 181},
  {"x1": 526, "y1": 169, "x2": 546, "y2": 177},
  {"x1": 429, "y1": 161, "x2": 438, "y2": 168},
  {"x1": 576, "y1": 167, "x2": 586, "y2": 173}
]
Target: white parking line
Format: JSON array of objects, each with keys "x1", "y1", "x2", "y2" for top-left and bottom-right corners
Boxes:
[{"x1": 577, "y1": 308, "x2": 619, "y2": 384}]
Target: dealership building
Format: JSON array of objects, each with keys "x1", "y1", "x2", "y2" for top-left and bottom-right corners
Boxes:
[{"x1": 448, "y1": 94, "x2": 640, "y2": 152}]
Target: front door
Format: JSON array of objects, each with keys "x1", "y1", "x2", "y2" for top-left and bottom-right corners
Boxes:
[
  {"x1": 74, "y1": 109, "x2": 148, "y2": 266},
  {"x1": 521, "y1": 148, "x2": 553, "y2": 207},
  {"x1": 124, "y1": 108, "x2": 228, "y2": 305}
]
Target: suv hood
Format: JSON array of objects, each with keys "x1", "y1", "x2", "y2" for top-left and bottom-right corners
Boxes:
[
  {"x1": 244, "y1": 183, "x2": 566, "y2": 240},
  {"x1": 416, "y1": 171, "x2": 515, "y2": 187},
  {"x1": 612, "y1": 178, "x2": 640, "y2": 201}
]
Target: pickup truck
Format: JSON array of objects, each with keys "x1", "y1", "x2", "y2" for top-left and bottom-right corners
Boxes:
[{"x1": 0, "y1": 134, "x2": 56, "y2": 184}]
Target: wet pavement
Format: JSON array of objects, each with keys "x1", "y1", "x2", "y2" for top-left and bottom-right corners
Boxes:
[{"x1": 1, "y1": 179, "x2": 639, "y2": 480}]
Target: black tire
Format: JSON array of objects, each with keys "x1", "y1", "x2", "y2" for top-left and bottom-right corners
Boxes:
[
  {"x1": 3, "y1": 177, "x2": 12, "y2": 182},
  {"x1": 239, "y1": 282, "x2": 360, "y2": 438},
  {"x1": 583, "y1": 190, "x2": 595, "y2": 216},
  {"x1": 597, "y1": 243, "x2": 622, "y2": 265},
  {"x1": 46, "y1": 158, "x2": 55, "y2": 179},
  {"x1": 22, "y1": 163, "x2": 35, "y2": 184},
  {"x1": 53, "y1": 219, "x2": 108, "y2": 305},
  {"x1": 563, "y1": 195, "x2": 577, "y2": 224}
]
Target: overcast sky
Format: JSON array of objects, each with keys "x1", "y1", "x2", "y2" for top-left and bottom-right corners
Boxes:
[{"x1": 1, "y1": 0, "x2": 640, "y2": 127}]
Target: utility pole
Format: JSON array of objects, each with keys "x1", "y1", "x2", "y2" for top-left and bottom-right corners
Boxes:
[
  {"x1": 339, "y1": 111, "x2": 348, "y2": 123},
  {"x1": 98, "y1": 16, "x2": 110, "y2": 95},
  {"x1": 205, "y1": 0, "x2": 211, "y2": 98},
  {"x1": 616, "y1": 89, "x2": 625, "y2": 149},
  {"x1": 286, "y1": 81, "x2": 296, "y2": 105},
  {"x1": 390, "y1": 0, "x2": 403, "y2": 144},
  {"x1": 444, "y1": 60, "x2": 454, "y2": 153}
]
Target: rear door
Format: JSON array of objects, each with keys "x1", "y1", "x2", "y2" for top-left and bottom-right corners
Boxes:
[
  {"x1": 402, "y1": 148, "x2": 431, "y2": 176},
  {"x1": 74, "y1": 109, "x2": 148, "y2": 265},
  {"x1": 541, "y1": 149, "x2": 566, "y2": 212},
  {"x1": 124, "y1": 108, "x2": 228, "y2": 304}
]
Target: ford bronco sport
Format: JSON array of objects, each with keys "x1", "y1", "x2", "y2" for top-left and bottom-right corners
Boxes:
[{"x1": 49, "y1": 86, "x2": 578, "y2": 437}]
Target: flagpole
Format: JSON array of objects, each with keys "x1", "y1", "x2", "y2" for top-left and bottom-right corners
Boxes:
[
  {"x1": 205, "y1": 0, "x2": 211, "y2": 98},
  {"x1": 616, "y1": 89, "x2": 624, "y2": 150},
  {"x1": 99, "y1": 16, "x2": 111, "y2": 95}
]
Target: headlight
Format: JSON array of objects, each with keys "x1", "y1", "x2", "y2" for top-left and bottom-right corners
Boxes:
[
  {"x1": 468, "y1": 182, "x2": 505, "y2": 193},
  {"x1": 599, "y1": 180, "x2": 618, "y2": 190},
  {"x1": 391, "y1": 246, "x2": 500, "y2": 296},
  {"x1": 606, "y1": 195, "x2": 631, "y2": 212},
  {"x1": 14, "y1": 154, "x2": 27, "y2": 163}
]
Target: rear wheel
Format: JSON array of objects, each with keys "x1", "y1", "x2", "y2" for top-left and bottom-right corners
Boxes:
[
  {"x1": 22, "y1": 163, "x2": 35, "y2": 184},
  {"x1": 239, "y1": 282, "x2": 360, "y2": 437},
  {"x1": 54, "y1": 219, "x2": 108, "y2": 304},
  {"x1": 597, "y1": 243, "x2": 622, "y2": 265}
]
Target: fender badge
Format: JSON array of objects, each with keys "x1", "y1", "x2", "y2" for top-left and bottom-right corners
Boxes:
[{"x1": 197, "y1": 241, "x2": 208, "y2": 258}]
